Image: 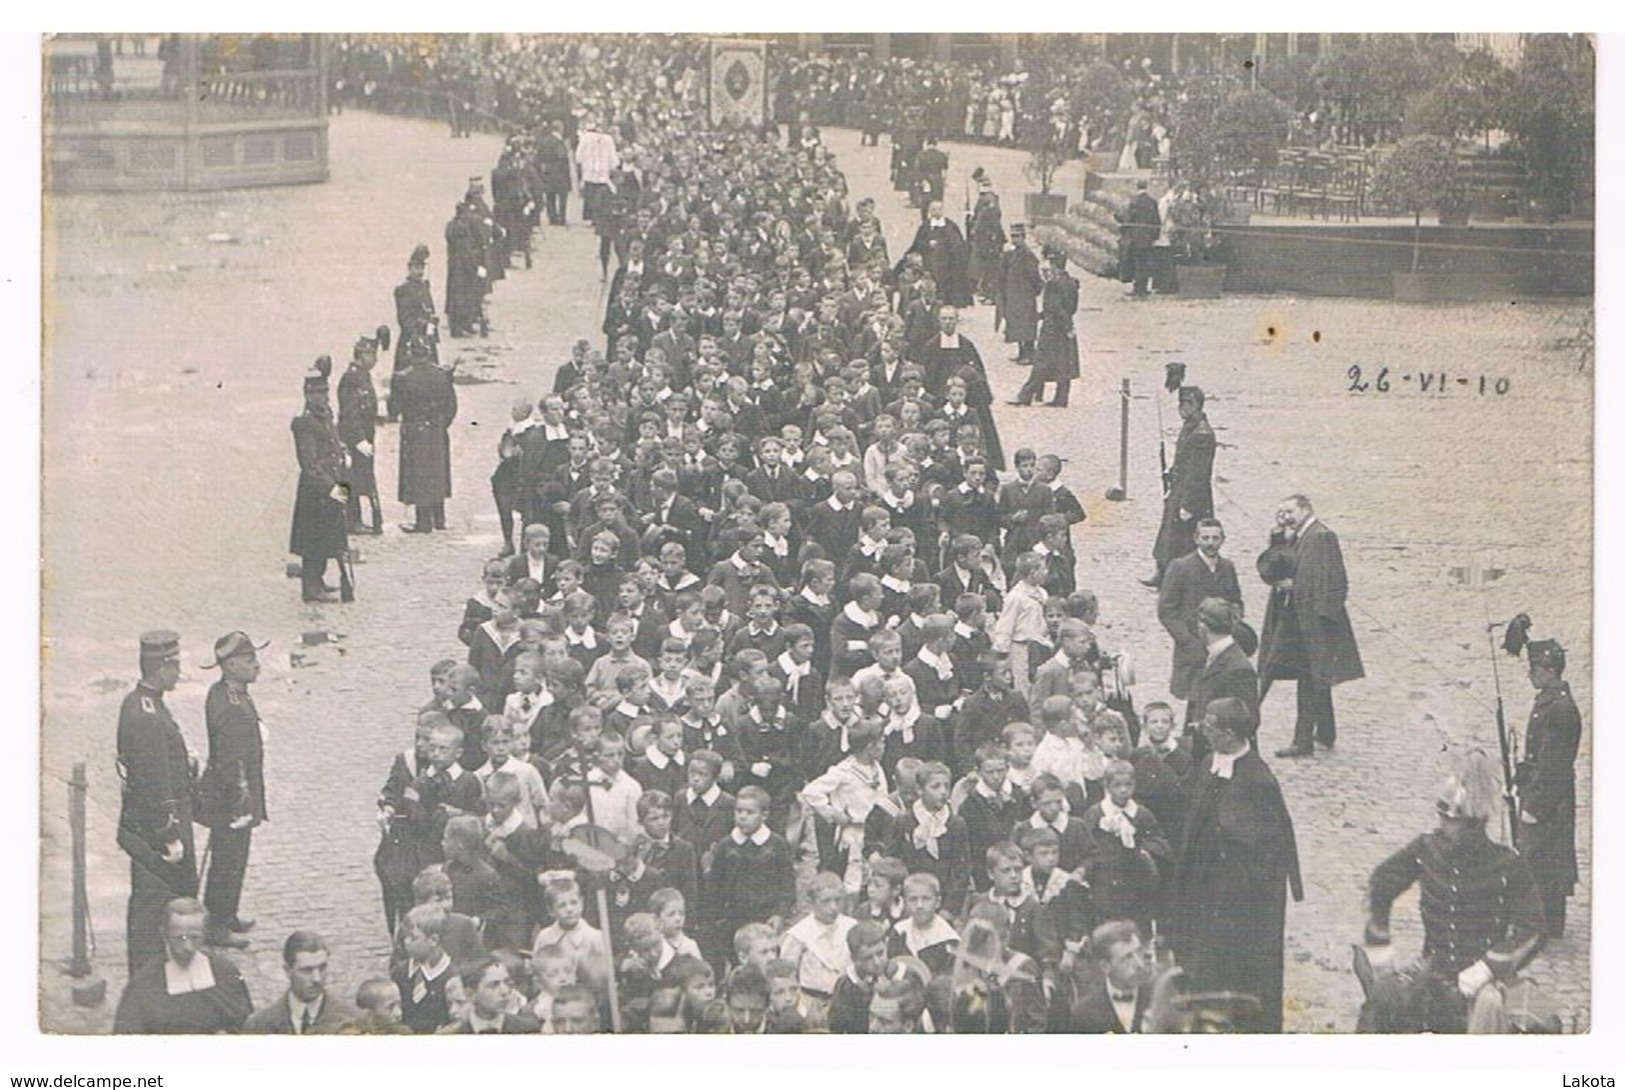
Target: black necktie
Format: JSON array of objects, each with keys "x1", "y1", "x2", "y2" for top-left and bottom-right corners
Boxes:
[{"x1": 301, "y1": 1006, "x2": 316, "y2": 1033}]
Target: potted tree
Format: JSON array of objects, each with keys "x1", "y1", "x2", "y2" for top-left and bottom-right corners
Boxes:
[
  {"x1": 1368, "y1": 134, "x2": 1474, "y2": 301},
  {"x1": 1022, "y1": 138, "x2": 1069, "y2": 225},
  {"x1": 1164, "y1": 78, "x2": 1287, "y2": 296}
]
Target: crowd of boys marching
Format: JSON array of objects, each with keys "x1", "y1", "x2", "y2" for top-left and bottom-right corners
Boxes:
[{"x1": 109, "y1": 35, "x2": 1579, "y2": 1038}]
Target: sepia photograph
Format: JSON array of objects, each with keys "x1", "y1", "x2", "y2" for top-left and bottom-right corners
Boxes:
[{"x1": 33, "y1": 28, "x2": 1598, "y2": 1054}]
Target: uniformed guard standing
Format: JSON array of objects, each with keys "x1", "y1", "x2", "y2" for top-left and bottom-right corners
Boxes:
[
  {"x1": 337, "y1": 333, "x2": 383, "y2": 535},
  {"x1": 198, "y1": 631, "x2": 268, "y2": 950},
  {"x1": 116, "y1": 631, "x2": 198, "y2": 973},
  {"x1": 290, "y1": 358, "x2": 352, "y2": 603},
  {"x1": 1144, "y1": 386, "x2": 1216, "y2": 588},
  {"x1": 1516, "y1": 639, "x2": 1582, "y2": 937},
  {"x1": 389, "y1": 245, "x2": 439, "y2": 421},
  {"x1": 1364, "y1": 750, "x2": 1546, "y2": 1033}
]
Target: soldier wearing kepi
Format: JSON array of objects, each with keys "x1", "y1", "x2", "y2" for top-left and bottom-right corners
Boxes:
[
  {"x1": 289, "y1": 358, "x2": 352, "y2": 603},
  {"x1": 390, "y1": 245, "x2": 438, "y2": 421},
  {"x1": 116, "y1": 631, "x2": 198, "y2": 973},
  {"x1": 199, "y1": 632, "x2": 269, "y2": 950},
  {"x1": 1516, "y1": 639, "x2": 1582, "y2": 937},
  {"x1": 338, "y1": 332, "x2": 384, "y2": 535},
  {"x1": 1143, "y1": 386, "x2": 1215, "y2": 589},
  {"x1": 1364, "y1": 750, "x2": 1546, "y2": 1033}
]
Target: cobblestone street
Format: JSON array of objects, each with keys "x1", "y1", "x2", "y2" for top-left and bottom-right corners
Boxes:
[{"x1": 40, "y1": 110, "x2": 1592, "y2": 1033}]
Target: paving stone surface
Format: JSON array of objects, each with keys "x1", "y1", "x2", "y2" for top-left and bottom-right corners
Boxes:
[{"x1": 39, "y1": 111, "x2": 1591, "y2": 1033}]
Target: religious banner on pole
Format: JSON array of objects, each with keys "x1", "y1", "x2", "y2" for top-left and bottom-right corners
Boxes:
[{"x1": 708, "y1": 39, "x2": 767, "y2": 129}]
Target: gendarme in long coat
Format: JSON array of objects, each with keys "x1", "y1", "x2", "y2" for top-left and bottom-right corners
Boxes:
[
  {"x1": 1032, "y1": 270, "x2": 1080, "y2": 383},
  {"x1": 1152, "y1": 410, "x2": 1216, "y2": 567},
  {"x1": 995, "y1": 243, "x2": 1041, "y2": 346},
  {"x1": 395, "y1": 362, "x2": 457, "y2": 505},
  {"x1": 1517, "y1": 679, "x2": 1581, "y2": 919},
  {"x1": 289, "y1": 408, "x2": 349, "y2": 561},
  {"x1": 1287, "y1": 518, "x2": 1365, "y2": 688},
  {"x1": 1173, "y1": 745, "x2": 1303, "y2": 1032}
]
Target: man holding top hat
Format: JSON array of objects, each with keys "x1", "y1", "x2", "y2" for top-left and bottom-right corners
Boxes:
[
  {"x1": 1170, "y1": 696, "x2": 1302, "y2": 1033},
  {"x1": 1272, "y1": 494, "x2": 1364, "y2": 759},
  {"x1": 1516, "y1": 638, "x2": 1582, "y2": 937},
  {"x1": 199, "y1": 631, "x2": 269, "y2": 950},
  {"x1": 290, "y1": 358, "x2": 352, "y2": 603},
  {"x1": 117, "y1": 631, "x2": 198, "y2": 973}
]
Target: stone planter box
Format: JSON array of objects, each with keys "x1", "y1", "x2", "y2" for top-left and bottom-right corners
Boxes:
[
  {"x1": 1176, "y1": 263, "x2": 1227, "y2": 298},
  {"x1": 1391, "y1": 271, "x2": 1521, "y2": 303},
  {"x1": 1024, "y1": 191, "x2": 1069, "y2": 225}
]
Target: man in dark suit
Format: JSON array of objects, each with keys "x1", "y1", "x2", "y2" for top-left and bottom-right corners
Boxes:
[
  {"x1": 533, "y1": 119, "x2": 573, "y2": 226},
  {"x1": 1171, "y1": 698, "x2": 1302, "y2": 1033},
  {"x1": 1183, "y1": 598, "x2": 1260, "y2": 739},
  {"x1": 1119, "y1": 179, "x2": 1161, "y2": 298},
  {"x1": 116, "y1": 631, "x2": 198, "y2": 975},
  {"x1": 1157, "y1": 518, "x2": 1244, "y2": 708},
  {"x1": 995, "y1": 223, "x2": 1042, "y2": 363},
  {"x1": 1145, "y1": 386, "x2": 1216, "y2": 588},
  {"x1": 1069, "y1": 920, "x2": 1155, "y2": 1033},
  {"x1": 395, "y1": 345, "x2": 458, "y2": 534},
  {"x1": 641, "y1": 469, "x2": 705, "y2": 565},
  {"x1": 436, "y1": 959, "x2": 540, "y2": 1034},
  {"x1": 243, "y1": 931, "x2": 357, "y2": 1034},
  {"x1": 200, "y1": 631, "x2": 268, "y2": 950},
  {"x1": 1275, "y1": 494, "x2": 1364, "y2": 758}
]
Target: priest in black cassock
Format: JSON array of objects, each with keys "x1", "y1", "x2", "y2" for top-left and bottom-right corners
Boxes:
[
  {"x1": 1170, "y1": 697, "x2": 1302, "y2": 1033},
  {"x1": 908, "y1": 305, "x2": 1005, "y2": 470},
  {"x1": 900, "y1": 200, "x2": 973, "y2": 308}
]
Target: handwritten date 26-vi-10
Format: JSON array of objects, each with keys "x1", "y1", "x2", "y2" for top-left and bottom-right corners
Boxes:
[{"x1": 1347, "y1": 366, "x2": 1511, "y2": 396}]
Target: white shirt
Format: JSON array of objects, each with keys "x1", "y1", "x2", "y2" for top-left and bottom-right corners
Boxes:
[
  {"x1": 782, "y1": 914, "x2": 856, "y2": 995},
  {"x1": 288, "y1": 992, "x2": 326, "y2": 1034},
  {"x1": 642, "y1": 746, "x2": 686, "y2": 770},
  {"x1": 1031, "y1": 733, "x2": 1102, "y2": 789},
  {"x1": 730, "y1": 824, "x2": 773, "y2": 847},
  {"x1": 1204, "y1": 635, "x2": 1236, "y2": 664},
  {"x1": 1209, "y1": 741, "x2": 1251, "y2": 780},
  {"x1": 574, "y1": 129, "x2": 619, "y2": 185},
  {"x1": 163, "y1": 954, "x2": 217, "y2": 997},
  {"x1": 893, "y1": 915, "x2": 959, "y2": 955},
  {"x1": 686, "y1": 783, "x2": 723, "y2": 808},
  {"x1": 777, "y1": 651, "x2": 812, "y2": 699}
]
